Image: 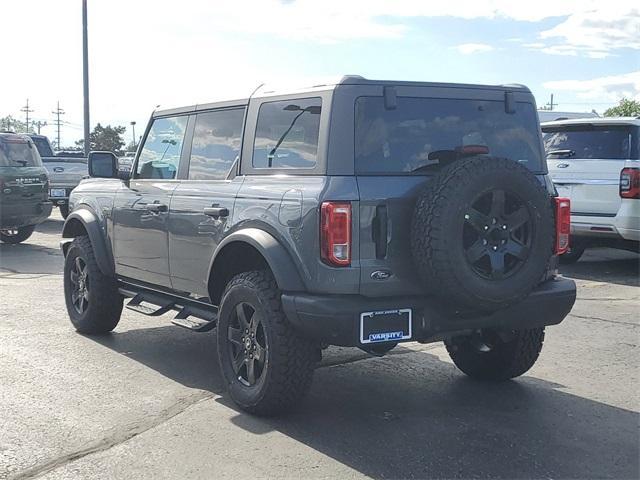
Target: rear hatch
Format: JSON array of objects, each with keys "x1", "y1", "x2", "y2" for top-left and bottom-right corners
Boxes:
[
  {"x1": 0, "y1": 136, "x2": 49, "y2": 222},
  {"x1": 543, "y1": 123, "x2": 638, "y2": 216},
  {"x1": 42, "y1": 156, "x2": 88, "y2": 188},
  {"x1": 354, "y1": 90, "x2": 545, "y2": 297}
]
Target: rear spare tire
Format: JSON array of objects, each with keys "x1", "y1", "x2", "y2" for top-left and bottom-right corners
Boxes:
[{"x1": 411, "y1": 156, "x2": 554, "y2": 311}]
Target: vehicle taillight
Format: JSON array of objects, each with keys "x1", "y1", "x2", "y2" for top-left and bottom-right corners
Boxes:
[
  {"x1": 555, "y1": 197, "x2": 571, "y2": 255},
  {"x1": 620, "y1": 167, "x2": 640, "y2": 199},
  {"x1": 321, "y1": 202, "x2": 351, "y2": 266}
]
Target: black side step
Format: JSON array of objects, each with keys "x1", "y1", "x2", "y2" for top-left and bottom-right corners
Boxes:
[{"x1": 119, "y1": 284, "x2": 219, "y2": 332}]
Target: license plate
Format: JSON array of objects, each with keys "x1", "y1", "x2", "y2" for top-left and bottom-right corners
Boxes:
[
  {"x1": 50, "y1": 188, "x2": 66, "y2": 197},
  {"x1": 360, "y1": 309, "x2": 412, "y2": 344}
]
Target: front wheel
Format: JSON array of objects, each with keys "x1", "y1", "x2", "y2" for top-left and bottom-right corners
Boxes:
[
  {"x1": 445, "y1": 327, "x2": 545, "y2": 381},
  {"x1": 0, "y1": 225, "x2": 36, "y2": 244},
  {"x1": 217, "y1": 270, "x2": 317, "y2": 416},
  {"x1": 63, "y1": 236, "x2": 123, "y2": 334}
]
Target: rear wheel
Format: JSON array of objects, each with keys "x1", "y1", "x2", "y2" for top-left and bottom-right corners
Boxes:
[
  {"x1": 59, "y1": 203, "x2": 70, "y2": 219},
  {"x1": 0, "y1": 225, "x2": 36, "y2": 244},
  {"x1": 217, "y1": 270, "x2": 317, "y2": 416},
  {"x1": 63, "y1": 236, "x2": 123, "y2": 334},
  {"x1": 445, "y1": 327, "x2": 545, "y2": 381}
]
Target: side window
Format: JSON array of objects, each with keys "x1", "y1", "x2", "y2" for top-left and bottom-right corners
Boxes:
[
  {"x1": 188, "y1": 108, "x2": 245, "y2": 180},
  {"x1": 136, "y1": 116, "x2": 188, "y2": 179},
  {"x1": 253, "y1": 97, "x2": 321, "y2": 169}
]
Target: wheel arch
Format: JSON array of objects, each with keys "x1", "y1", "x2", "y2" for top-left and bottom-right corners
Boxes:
[
  {"x1": 207, "y1": 228, "x2": 306, "y2": 306},
  {"x1": 62, "y1": 208, "x2": 115, "y2": 277}
]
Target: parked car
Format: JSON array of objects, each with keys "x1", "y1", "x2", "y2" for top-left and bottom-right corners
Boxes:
[
  {"x1": 27, "y1": 134, "x2": 87, "y2": 219},
  {"x1": 543, "y1": 117, "x2": 640, "y2": 263},
  {"x1": 60, "y1": 76, "x2": 576, "y2": 415},
  {"x1": 0, "y1": 133, "x2": 52, "y2": 243}
]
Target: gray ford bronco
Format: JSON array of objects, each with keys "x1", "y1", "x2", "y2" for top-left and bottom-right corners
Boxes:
[{"x1": 61, "y1": 76, "x2": 576, "y2": 415}]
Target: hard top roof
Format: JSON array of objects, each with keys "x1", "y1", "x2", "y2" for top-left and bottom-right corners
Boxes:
[
  {"x1": 153, "y1": 75, "x2": 531, "y2": 117},
  {"x1": 541, "y1": 117, "x2": 640, "y2": 128}
]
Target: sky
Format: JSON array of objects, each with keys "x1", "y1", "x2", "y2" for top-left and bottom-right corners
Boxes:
[{"x1": 2, "y1": 0, "x2": 639, "y2": 147}]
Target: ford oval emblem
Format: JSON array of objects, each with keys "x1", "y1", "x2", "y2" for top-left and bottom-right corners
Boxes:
[
  {"x1": 371, "y1": 270, "x2": 392, "y2": 280},
  {"x1": 557, "y1": 163, "x2": 570, "y2": 169},
  {"x1": 53, "y1": 167, "x2": 64, "y2": 172}
]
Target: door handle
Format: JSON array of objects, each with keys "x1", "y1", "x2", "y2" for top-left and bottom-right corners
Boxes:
[
  {"x1": 145, "y1": 203, "x2": 168, "y2": 213},
  {"x1": 203, "y1": 206, "x2": 229, "y2": 218}
]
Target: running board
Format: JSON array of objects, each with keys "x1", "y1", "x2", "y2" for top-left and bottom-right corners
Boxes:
[{"x1": 119, "y1": 285, "x2": 218, "y2": 332}]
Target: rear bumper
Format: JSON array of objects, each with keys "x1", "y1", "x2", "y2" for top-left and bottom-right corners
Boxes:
[
  {"x1": 0, "y1": 201, "x2": 52, "y2": 228},
  {"x1": 282, "y1": 277, "x2": 576, "y2": 347},
  {"x1": 571, "y1": 201, "x2": 639, "y2": 242}
]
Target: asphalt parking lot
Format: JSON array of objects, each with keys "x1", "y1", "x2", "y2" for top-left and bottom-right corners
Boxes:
[{"x1": 1, "y1": 211, "x2": 639, "y2": 480}]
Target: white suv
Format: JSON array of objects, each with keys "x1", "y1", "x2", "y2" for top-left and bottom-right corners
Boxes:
[{"x1": 543, "y1": 117, "x2": 639, "y2": 263}]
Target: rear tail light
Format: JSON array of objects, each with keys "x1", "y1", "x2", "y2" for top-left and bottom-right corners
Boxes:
[
  {"x1": 620, "y1": 167, "x2": 640, "y2": 199},
  {"x1": 555, "y1": 197, "x2": 571, "y2": 255},
  {"x1": 320, "y1": 202, "x2": 352, "y2": 266}
]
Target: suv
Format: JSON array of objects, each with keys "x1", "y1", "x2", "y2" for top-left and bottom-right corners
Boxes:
[
  {"x1": 543, "y1": 117, "x2": 639, "y2": 263},
  {"x1": 60, "y1": 77, "x2": 576, "y2": 415},
  {"x1": 0, "y1": 133, "x2": 52, "y2": 243}
]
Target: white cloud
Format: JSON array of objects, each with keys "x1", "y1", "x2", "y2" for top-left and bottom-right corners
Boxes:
[
  {"x1": 455, "y1": 43, "x2": 494, "y2": 55},
  {"x1": 543, "y1": 71, "x2": 640, "y2": 102}
]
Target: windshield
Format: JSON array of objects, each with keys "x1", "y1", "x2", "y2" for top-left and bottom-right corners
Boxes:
[
  {"x1": 0, "y1": 138, "x2": 41, "y2": 167},
  {"x1": 30, "y1": 136, "x2": 54, "y2": 157},
  {"x1": 355, "y1": 97, "x2": 543, "y2": 174},
  {"x1": 542, "y1": 125, "x2": 636, "y2": 160}
]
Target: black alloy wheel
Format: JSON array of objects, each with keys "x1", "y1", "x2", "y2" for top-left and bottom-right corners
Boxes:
[
  {"x1": 227, "y1": 302, "x2": 268, "y2": 387},
  {"x1": 463, "y1": 189, "x2": 533, "y2": 280},
  {"x1": 69, "y1": 256, "x2": 90, "y2": 314}
]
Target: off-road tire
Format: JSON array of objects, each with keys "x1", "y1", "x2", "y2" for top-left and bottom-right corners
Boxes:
[
  {"x1": 445, "y1": 327, "x2": 545, "y2": 381},
  {"x1": 0, "y1": 225, "x2": 36, "y2": 244},
  {"x1": 217, "y1": 270, "x2": 317, "y2": 416},
  {"x1": 63, "y1": 236, "x2": 123, "y2": 334},
  {"x1": 411, "y1": 156, "x2": 555, "y2": 311},
  {"x1": 59, "y1": 203, "x2": 70, "y2": 219},
  {"x1": 559, "y1": 239, "x2": 586, "y2": 264}
]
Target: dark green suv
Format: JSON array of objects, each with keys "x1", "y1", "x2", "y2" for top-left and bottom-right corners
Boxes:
[{"x1": 0, "y1": 133, "x2": 52, "y2": 243}]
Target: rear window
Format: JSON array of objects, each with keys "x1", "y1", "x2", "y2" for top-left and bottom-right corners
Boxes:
[
  {"x1": 542, "y1": 125, "x2": 637, "y2": 160},
  {"x1": 0, "y1": 138, "x2": 41, "y2": 167},
  {"x1": 355, "y1": 97, "x2": 543, "y2": 174},
  {"x1": 30, "y1": 136, "x2": 54, "y2": 157}
]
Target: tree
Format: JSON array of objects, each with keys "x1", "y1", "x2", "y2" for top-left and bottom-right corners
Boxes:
[
  {"x1": 76, "y1": 123, "x2": 126, "y2": 153},
  {"x1": 0, "y1": 115, "x2": 27, "y2": 133},
  {"x1": 604, "y1": 98, "x2": 640, "y2": 117}
]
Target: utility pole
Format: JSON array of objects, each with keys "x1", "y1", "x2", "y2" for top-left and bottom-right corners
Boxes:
[
  {"x1": 52, "y1": 102, "x2": 65, "y2": 149},
  {"x1": 21, "y1": 99, "x2": 34, "y2": 133},
  {"x1": 82, "y1": 0, "x2": 91, "y2": 155},
  {"x1": 545, "y1": 94, "x2": 556, "y2": 111},
  {"x1": 33, "y1": 120, "x2": 47, "y2": 135}
]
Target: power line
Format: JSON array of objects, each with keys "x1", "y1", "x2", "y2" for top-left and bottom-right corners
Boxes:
[
  {"x1": 32, "y1": 120, "x2": 47, "y2": 135},
  {"x1": 52, "y1": 101, "x2": 65, "y2": 149},
  {"x1": 21, "y1": 99, "x2": 34, "y2": 133}
]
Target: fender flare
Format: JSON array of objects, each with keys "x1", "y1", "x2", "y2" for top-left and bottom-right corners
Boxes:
[
  {"x1": 209, "y1": 228, "x2": 306, "y2": 292},
  {"x1": 62, "y1": 208, "x2": 115, "y2": 277}
]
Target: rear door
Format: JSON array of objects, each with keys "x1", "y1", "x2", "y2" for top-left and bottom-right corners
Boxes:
[
  {"x1": 112, "y1": 115, "x2": 188, "y2": 287},
  {"x1": 544, "y1": 124, "x2": 637, "y2": 216},
  {"x1": 168, "y1": 106, "x2": 246, "y2": 297},
  {"x1": 353, "y1": 91, "x2": 545, "y2": 297}
]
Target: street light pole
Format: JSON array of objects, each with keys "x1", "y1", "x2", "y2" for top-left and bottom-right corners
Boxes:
[
  {"x1": 82, "y1": 0, "x2": 90, "y2": 155},
  {"x1": 130, "y1": 121, "x2": 136, "y2": 149}
]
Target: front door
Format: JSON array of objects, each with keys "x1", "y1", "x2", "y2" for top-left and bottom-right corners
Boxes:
[
  {"x1": 168, "y1": 107, "x2": 246, "y2": 296},
  {"x1": 113, "y1": 115, "x2": 189, "y2": 287}
]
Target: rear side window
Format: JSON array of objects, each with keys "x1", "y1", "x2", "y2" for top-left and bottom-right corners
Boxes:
[
  {"x1": 253, "y1": 98, "x2": 321, "y2": 169},
  {"x1": 188, "y1": 108, "x2": 245, "y2": 180},
  {"x1": 355, "y1": 97, "x2": 543, "y2": 174},
  {"x1": 0, "y1": 138, "x2": 41, "y2": 167},
  {"x1": 542, "y1": 125, "x2": 636, "y2": 160},
  {"x1": 136, "y1": 116, "x2": 188, "y2": 179}
]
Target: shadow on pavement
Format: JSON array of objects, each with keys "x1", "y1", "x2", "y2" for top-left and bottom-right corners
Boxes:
[
  {"x1": 560, "y1": 248, "x2": 639, "y2": 287},
  {"x1": 92, "y1": 325, "x2": 639, "y2": 479},
  {"x1": 35, "y1": 216, "x2": 65, "y2": 234}
]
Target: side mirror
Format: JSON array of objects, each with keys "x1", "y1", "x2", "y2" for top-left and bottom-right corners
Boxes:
[{"x1": 88, "y1": 151, "x2": 118, "y2": 178}]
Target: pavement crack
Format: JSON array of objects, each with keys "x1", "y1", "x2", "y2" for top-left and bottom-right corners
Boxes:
[
  {"x1": 10, "y1": 391, "x2": 214, "y2": 480},
  {"x1": 569, "y1": 313, "x2": 638, "y2": 327}
]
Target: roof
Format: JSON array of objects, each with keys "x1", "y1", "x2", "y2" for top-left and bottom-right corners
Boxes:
[
  {"x1": 154, "y1": 75, "x2": 532, "y2": 117},
  {"x1": 541, "y1": 117, "x2": 640, "y2": 128}
]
